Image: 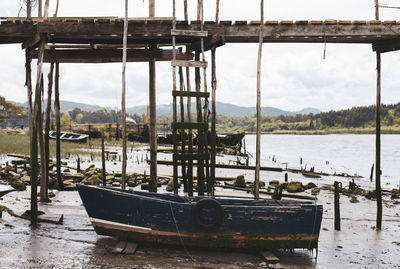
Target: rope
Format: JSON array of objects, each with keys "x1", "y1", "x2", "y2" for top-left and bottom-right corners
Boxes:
[{"x1": 169, "y1": 201, "x2": 195, "y2": 261}]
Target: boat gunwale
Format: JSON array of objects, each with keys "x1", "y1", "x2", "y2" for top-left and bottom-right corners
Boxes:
[{"x1": 77, "y1": 184, "x2": 322, "y2": 209}]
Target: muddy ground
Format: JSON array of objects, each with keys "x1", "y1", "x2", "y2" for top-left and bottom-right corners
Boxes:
[{"x1": 1, "y1": 147, "x2": 400, "y2": 268}]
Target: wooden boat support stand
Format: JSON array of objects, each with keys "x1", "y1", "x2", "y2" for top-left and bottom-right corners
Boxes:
[{"x1": 1, "y1": 0, "x2": 392, "y2": 253}]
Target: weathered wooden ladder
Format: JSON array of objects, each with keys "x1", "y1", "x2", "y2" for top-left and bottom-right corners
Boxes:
[{"x1": 171, "y1": 0, "x2": 210, "y2": 196}]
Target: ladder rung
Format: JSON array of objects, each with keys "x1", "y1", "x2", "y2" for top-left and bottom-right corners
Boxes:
[
  {"x1": 171, "y1": 60, "x2": 208, "y2": 68},
  {"x1": 171, "y1": 122, "x2": 207, "y2": 130},
  {"x1": 174, "y1": 153, "x2": 208, "y2": 161},
  {"x1": 171, "y1": 29, "x2": 208, "y2": 37},
  {"x1": 172, "y1": 91, "x2": 209, "y2": 98}
]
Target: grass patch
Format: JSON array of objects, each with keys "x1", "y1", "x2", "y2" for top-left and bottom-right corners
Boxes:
[{"x1": 0, "y1": 131, "x2": 141, "y2": 159}]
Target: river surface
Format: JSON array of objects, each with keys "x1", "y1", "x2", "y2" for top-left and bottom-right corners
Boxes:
[{"x1": 244, "y1": 134, "x2": 400, "y2": 188}]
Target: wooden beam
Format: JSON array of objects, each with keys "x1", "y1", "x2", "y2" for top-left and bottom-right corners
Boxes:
[
  {"x1": 22, "y1": 32, "x2": 41, "y2": 49},
  {"x1": 372, "y1": 39, "x2": 400, "y2": 53},
  {"x1": 27, "y1": 48, "x2": 193, "y2": 63}
]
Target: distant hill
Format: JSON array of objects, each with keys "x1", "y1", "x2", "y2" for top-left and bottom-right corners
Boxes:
[
  {"x1": 127, "y1": 102, "x2": 321, "y2": 116},
  {"x1": 14, "y1": 99, "x2": 320, "y2": 117}
]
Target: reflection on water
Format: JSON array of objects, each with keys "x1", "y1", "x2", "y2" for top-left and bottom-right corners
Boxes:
[{"x1": 244, "y1": 134, "x2": 400, "y2": 188}]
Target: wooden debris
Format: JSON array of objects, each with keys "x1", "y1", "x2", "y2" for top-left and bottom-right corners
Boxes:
[{"x1": 260, "y1": 251, "x2": 280, "y2": 264}]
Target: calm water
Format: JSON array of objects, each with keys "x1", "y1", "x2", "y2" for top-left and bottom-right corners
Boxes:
[{"x1": 244, "y1": 134, "x2": 400, "y2": 188}]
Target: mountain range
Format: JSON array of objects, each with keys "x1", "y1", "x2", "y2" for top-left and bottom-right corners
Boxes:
[{"x1": 15, "y1": 100, "x2": 321, "y2": 117}]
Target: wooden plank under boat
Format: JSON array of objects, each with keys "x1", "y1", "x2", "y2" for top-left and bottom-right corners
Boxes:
[
  {"x1": 77, "y1": 184, "x2": 323, "y2": 251},
  {"x1": 49, "y1": 130, "x2": 88, "y2": 143}
]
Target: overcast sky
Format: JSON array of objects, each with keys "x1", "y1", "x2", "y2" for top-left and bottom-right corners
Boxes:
[{"x1": 1, "y1": 0, "x2": 400, "y2": 112}]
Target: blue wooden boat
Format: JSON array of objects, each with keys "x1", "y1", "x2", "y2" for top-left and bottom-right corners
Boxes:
[{"x1": 77, "y1": 184, "x2": 323, "y2": 251}]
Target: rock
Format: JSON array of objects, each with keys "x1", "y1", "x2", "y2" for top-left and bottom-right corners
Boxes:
[
  {"x1": 69, "y1": 173, "x2": 85, "y2": 182},
  {"x1": 141, "y1": 182, "x2": 149, "y2": 190},
  {"x1": 21, "y1": 175, "x2": 31, "y2": 184},
  {"x1": 365, "y1": 190, "x2": 377, "y2": 200},
  {"x1": 10, "y1": 178, "x2": 26, "y2": 191},
  {"x1": 63, "y1": 168, "x2": 70, "y2": 173},
  {"x1": 64, "y1": 183, "x2": 76, "y2": 191},
  {"x1": 166, "y1": 178, "x2": 181, "y2": 192},
  {"x1": 85, "y1": 165, "x2": 95, "y2": 172},
  {"x1": 106, "y1": 175, "x2": 115, "y2": 181},
  {"x1": 311, "y1": 187, "x2": 320, "y2": 195},
  {"x1": 48, "y1": 177, "x2": 58, "y2": 189},
  {"x1": 82, "y1": 175, "x2": 101, "y2": 185},
  {"x1": 287, "y1": 181, "x2": 304, "y2": 193},
  {"x1": 350, "y1": 196, "x2": 360, "y2": 203},
  {"x1": 269, "y1": 180, "x2": 280, "y2": 186},
  {"x1": 304, "y1": 182, "x2": 317, "y2": 190},
  {"x1": 234, "y1": 175, "x2": 246, "y2": 188},
  {"x1": 112, "y1": 182, "x2": 121, "y2": 187},
  {"x1": 49, "y1": 191, "x2": 56, "y2": 198}
]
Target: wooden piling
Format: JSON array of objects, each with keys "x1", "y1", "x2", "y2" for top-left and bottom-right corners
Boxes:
[
  {"x1": 26, "y1": 0, "x2": 31, "y2": 19},
  {"x1": 254, "y1": 0, "x2": 264, "y2": 200},
  {"x1": 334, "y1": 181, "x2": 341, "y2": 231},
  {"x1": 195, "y1": 51, "x2": 205, "y2": 196},
  {"x1": 210, "y1": 48, "x2": 217, "y2": 196},
  {"x1": 121, "y1": 0, "x2": 128, "y2": 190},
  {"x1": 149, "y1": 1, "x2": 158, "y2": 193},
  {"x1": 375, "y1": 0, "x2": 382, "y2": 231},
  {"x1": 54, "y1": 63, "x2": 63, "y2": 190},
  {"x1": 39, "y1": 75, "x2": 48, "y2": 202},
  {"x1": 44, "y1": 63, "x2": 54, "y2": 200},
  {"x1": 179, "y1": 66, "x2": 187, "y2": 192},
  {"x1": 102, "y1": 130, "x2": 106, "y2": 186},
  {"x1": 77, "y1": 157, "x2": 80, "y2": 173},
  {"x1": 370, "y1": 163, "x2": 374, "y2": 181}
]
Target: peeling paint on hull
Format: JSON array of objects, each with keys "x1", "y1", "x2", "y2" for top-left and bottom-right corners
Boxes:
[{"x1": 77, "y1": 184, "x2": 323, "y2": 251}]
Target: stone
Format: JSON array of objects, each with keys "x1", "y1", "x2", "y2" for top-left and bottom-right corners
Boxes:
[
  {"x1": 311, "y1": 187, "x2": 320, "y2": 195},
  {"x1": 286, "y1": 181, "x2": 304, "y2": 193},
  {"x1": 350, "y1": 196, "x2": 360, "y2": 203},
  {"x1": 234, "y1": 175, "x2": 246, "y2": 188},
  {"x1": 112, "y1": 182, "x2": 121, "y2": 187},
  {"x1": 10, "y1": 179, "x2": 26, "y2": 191},
  {"x1": 304, "y1": 182, "x2": 317, "y2": 190}
]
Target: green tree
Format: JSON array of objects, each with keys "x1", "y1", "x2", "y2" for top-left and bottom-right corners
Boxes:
[{"x1": 60, "y1": 112, "x2": 71, "y2": 126}]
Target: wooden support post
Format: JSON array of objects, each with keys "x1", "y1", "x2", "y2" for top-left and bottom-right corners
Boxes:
[
  {"x1": 25, "y1": 51, "x2": 33, "y2": 146},
  {"x1": 102, "y1": 130, "x2": 106, "y2": 186},
  {"x1": 149, "y1": 0, "x2": 158, "y2": 193},
  {"x1": 121, "y1": 0, "x2": 128, "y2": 190},
  {"x1": 215, "y1": 0, "x2": 220, "y2": 23},
  {"x1": 77, "y1": 157, "x2": 80, "y2": 173},
  {"x1": 197, "y1": 0, "x2": 202, "y2": 20},
  {"x1": 370, "y1": 163, "x2": 374, "y2": 182},
  {"x1": 38, "y1": 0, "x2": 42, "y2": 17},
  {"x1": 30, "y1": 39, "x2": 46, "y2": 226},
  {"x1": 179, "y1": 66, "x2": 187, "y2": 192},
  {"x1": 43, "y1": 0, "x2": 50, "y2": 19},
  {"x1": 210, "y1": 48, "x2": 217, "y2": 196},
  {"x1": 54, "y1": 63, "x2": 63, "y2": 190},
  {"x1": 375, "y1": 0, "x2": 382, "y2": 231},
  {"x1": 195, "y1": 52, "x2": 205, "y2": 196},
  {"x1": 172, "y1": 0, "x2": 178, "y2": 194},
  {"x1": 26, "y1": 0, "x2": 31, "y2": 19},
  {"x1": 39, "y1": 75, "x2": 48, "y2": 202},
  {"x1": 334, "y1": 181, "x2": 341, "y2": 231},
  {"x1": 184, "y1": 0, "x2": 193, "y2": 197},
  {"x1": 44, "y1": 63, "x2": 54, "y2": 200},
  {"x1": 254, "y1": 0, "x2": 264, "y2": 200}
]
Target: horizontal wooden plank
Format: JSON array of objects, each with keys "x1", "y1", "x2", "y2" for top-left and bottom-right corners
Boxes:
[
  {"x1": 172, "y1": 91, "x2": 209, "y2": 98},
  {"x1": 171, "y1": 60, "x2": 208, "y2": 68},
  {"x1": 173, "y1": 153, "x2": 209, "y2": 161},
  {"x1": 171, "y1": 122, "x2": 207, "y2": 130},
  {"x1": 171, "y1": 29, "x2": 208, "y2": 37}
]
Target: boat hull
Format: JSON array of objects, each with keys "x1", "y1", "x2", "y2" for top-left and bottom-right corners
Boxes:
[{"x1": 77, "y1": 184, "x2": 323, "y2": 251}]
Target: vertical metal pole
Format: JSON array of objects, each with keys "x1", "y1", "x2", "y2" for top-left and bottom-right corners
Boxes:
[
  {"x1": 254, "y1": 0, "x2": 264, "y2": 199},
  {"x1": 375, "y1": 0, "x2": 382, "y2": 231},
  {"x1": 149, "y1": 0, "x2": 158, "y2": 192},
  {"x1": 121, "y1": 0, "x2": 128, "y2": 190}
]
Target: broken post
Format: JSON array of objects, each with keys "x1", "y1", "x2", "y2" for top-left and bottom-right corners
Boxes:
[
  {"x1": 45, "y1": 62, "x2": 54, "y2": 200},
  {"x1": 334, "y1": 181, "x2": 341, "y2": 231}
]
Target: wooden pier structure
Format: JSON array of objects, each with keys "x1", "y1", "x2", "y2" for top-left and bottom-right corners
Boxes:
[{"x1": 0, "y1": 0, "x2": 395, "y2": 228}]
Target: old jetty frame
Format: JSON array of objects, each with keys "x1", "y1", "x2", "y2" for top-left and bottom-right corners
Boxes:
[{"x1": 0, "y1": 0, "x2": 394, "y2": 229}]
